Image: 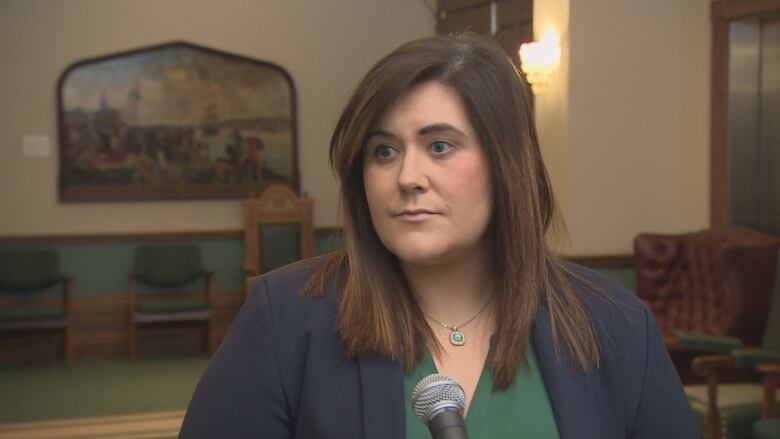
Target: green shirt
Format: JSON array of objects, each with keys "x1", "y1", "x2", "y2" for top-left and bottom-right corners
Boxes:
[{"x1": 404, "y1": 345, "x2": 560, "y2": 438}]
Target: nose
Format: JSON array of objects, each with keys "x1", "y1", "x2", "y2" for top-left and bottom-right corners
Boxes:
[{"x1": 397, "y1": 147, "x2": 429, "y2": 193}]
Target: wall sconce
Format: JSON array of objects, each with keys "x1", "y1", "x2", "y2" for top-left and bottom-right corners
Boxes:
[{"x1": 519, "y1": 30, "x2": 561, "y2": 93}]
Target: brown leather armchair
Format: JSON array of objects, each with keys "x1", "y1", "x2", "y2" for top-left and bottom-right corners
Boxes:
[{"x1": 634, "y1": 226, "x2": 780, "y2": 346}]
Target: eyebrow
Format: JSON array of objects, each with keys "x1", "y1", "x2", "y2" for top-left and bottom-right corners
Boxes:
[
  {"x1": 365, "y1": 129, "x2": 397, "y2": 141},
  {"x1": 365, "y1": 123, "x2": 466, "y2": 141},
  {"x1": 418, "y1": 123, "x2": 465, "y2": 137}
]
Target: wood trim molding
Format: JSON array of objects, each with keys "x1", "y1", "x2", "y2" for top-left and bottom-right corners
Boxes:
[
  {"x1": 314, "y1": 227, "x2": 344, "y2": 237},
  {"x1": 565, "y1": 254, "x2": 635, "y2": 268},
  {"x1": 713, "y1": 0, "x2": 780, "y2": 20},
  {"x1": 0, "y1": 228, "x2": 632, "y2": 269},
  {"x1": 711, "y1": 6, "x2": 730, "y2": 227},
  {"x1": 0, "y1": 230, "x2": 242, "y2": 245},
  {"x1": 0, "y1": 227, "x2": 343, "y2": 245}
]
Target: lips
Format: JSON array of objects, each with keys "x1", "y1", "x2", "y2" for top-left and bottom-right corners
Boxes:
[{"x1": 395, "y1": 209, "x2": 439, "y2": 222}]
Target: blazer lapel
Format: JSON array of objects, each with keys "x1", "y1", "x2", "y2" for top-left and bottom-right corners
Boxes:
[
  {"x1": 357, "y1": 354, "x2": 406, "y2": 439},
  {"x1": 533, "y1": 307, "x2": 602, "y2": 439}
]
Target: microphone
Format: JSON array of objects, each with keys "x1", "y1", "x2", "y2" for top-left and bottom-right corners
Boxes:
[{"x1": 411, "y1": 373, "x2": 470, "y2": 439}]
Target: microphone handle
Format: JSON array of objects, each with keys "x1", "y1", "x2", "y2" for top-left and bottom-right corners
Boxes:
[{"x1": 428, "y1": 410, "x2": 470, "y2": 439}]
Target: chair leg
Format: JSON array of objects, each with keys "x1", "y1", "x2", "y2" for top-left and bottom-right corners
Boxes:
[
  {"x1": 129, "y1": 319, "x2": 138, "y2": 362},
  {"x1": 128, "y1": 275, "x2": 139, "y2": 362},
  {"x1": 65, "y1": 320, "x2": 75, "y2": 367},
  {"x1": 706, "y1": 373, "x2": 722, "y2": 439},
  {"x1": 207, "y1": 320, "x2": 216, "y2": 355},
  {"x1": 63, "y1": 279, "x2": 75, "y2": 367}
]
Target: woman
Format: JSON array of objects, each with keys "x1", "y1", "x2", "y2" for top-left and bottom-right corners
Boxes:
[{"x1": 180, "y1": 33, "x2": 697, "y2": 438}]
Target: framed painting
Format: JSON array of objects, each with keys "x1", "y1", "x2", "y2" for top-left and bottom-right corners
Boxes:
[{"x1": 57, "y1": 42, "x2": 297, "y2": 201}]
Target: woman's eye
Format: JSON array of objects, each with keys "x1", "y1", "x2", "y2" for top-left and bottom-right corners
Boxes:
[
  {"x1": 376, "y1": 145, "x2": 396, "y2": 159},
  {"x1": 430, "y1": 140, "x2": 452, "y2": 154}
]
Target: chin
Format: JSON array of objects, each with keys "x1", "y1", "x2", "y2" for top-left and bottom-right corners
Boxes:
[
  {"x1": 396, "y1": 254, "x2": 445, "y2": 267},
  {"x1": 387, "y1": 242, "x2": 455, "y2": 267}
]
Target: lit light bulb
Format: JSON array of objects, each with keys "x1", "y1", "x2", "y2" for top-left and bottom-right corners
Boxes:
[{"x1": 519, "y1": 29, "x2": 561, "y2": 93}]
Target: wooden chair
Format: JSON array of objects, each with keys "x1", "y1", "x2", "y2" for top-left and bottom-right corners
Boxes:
[
  {"x1": 686, "y1": 248, "x2": 780, "y2": 439},
  {"x1": 128, "y1": 244, "x2": 215, "y2": 361},
  {"x1": 242, "y1": 185, "x2": 315, "y2": 284},
  {"x1": 753, "y1": 363, "x2": 780, "y2": 439},
  {"x1": 0, "y1": 249, "x2": 75, "y2": 366}
]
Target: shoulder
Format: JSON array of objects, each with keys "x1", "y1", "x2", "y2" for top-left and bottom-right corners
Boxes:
[
  {"x1": 561, "y1": 262, "x2": 647, "y2": 338},
  {"x1": 562, "y1": 262, "x2": 640, "y2": 307},
  {"x1": 559, "y1": 262, "x2": 652, "y2": 394},
  {"x1": 180, "y1": 255, "x2": 349, "y2": 437},
  {"x1": 248, "y1": 254, "x2": 341, "y2": 331},
  {"x1": 560, "y1": 263, "x2": 697, "y2": 436},
  {"x1": 251, "y1": 253, "x2": 342, "y2": 308},
  {"x1": 252, "y1": 254, "x2": 334, "y2": 295}
]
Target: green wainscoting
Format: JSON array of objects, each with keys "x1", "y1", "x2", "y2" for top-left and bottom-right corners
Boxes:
[
  {"x1": 0, "y1": 234, "x2": 346, "y2": 296},
  {"x1": 0, "y1": 234, "x2": 634, "y2": 296},
  {"x1": 0, "y1": 241, "x2": 242, "y2": 295},
  {"x1": 597, "y1": 267, "x2": 636, "y2": 292}
]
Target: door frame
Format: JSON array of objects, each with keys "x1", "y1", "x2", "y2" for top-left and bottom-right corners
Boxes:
[{"x1": 710, "y1": 0, "x2": 780, "y2": 226}]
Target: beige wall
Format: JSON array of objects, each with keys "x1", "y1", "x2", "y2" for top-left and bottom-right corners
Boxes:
[
  {"x1": 1, "y1": 0, "x2": 712, "y2": 256},
  {"x1": 535, "y1": 0, "x2": 711, "y2": 255},
  {"x1": 533, "y1": 0, "x2": 571, "y2": 254},
  {"x1": 0, "y1": 0, "x2": 435, "y2": 235}
]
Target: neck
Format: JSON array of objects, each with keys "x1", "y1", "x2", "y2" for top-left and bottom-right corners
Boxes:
[{"x1": 401, "y1": 244, "x2": 495, "y2": 325}]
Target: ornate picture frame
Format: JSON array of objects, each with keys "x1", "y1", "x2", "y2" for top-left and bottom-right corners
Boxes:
[{"x1": 57, "y1": 42, "x2": 297, "y2": 201}]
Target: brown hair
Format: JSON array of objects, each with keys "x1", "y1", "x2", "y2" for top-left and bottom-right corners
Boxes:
[{"x1": 306, "y1": 32, "x2": 600, "y2": 389}]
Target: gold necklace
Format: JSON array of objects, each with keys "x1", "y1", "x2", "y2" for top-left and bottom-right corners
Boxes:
[{"x1": 422, "y1": 300, "x2": 491, "y2": 346}]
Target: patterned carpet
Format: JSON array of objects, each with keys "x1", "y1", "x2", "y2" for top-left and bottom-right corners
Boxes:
[{"x1": 0, "y1": 410, "x2": 184, "y2": 439}]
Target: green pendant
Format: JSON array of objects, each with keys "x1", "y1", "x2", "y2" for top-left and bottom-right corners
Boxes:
[{"x1": 450, "y1": 330, "x2": 465, "y2": 346}]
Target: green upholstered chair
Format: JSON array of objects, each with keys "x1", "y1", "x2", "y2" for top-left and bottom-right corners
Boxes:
[
  {"x1": 242, "y1": 185, "x2": 314, "y2": 287},
  {"x1": 0, "y1": 249, "x2": 75, "y2": 366},
  {"x1": 128, "y1": 244, "x2": 215, "y2": 361},
  {"x1": 684, "y1": 249, "x2": 780, "y2": 439}
]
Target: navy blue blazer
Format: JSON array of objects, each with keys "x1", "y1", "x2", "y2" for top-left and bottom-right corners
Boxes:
[{"x1": 180, "y1": 257, "x2": 698, "y2": 438}]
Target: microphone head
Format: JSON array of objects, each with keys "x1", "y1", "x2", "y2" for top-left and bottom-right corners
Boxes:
[{"x1": 411, "y1": 373, "x2": 466, "y2": 424}]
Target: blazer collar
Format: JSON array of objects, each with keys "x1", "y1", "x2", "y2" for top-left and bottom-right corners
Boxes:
[
  {"x1": 533, "y1": 306, "x2": 602, "y2": 439},
  {"x1": 357, "y1": 354, "x2": 406, "y2": 439}
]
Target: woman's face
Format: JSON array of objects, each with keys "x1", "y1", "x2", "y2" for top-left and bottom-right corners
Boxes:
[{"x1": 362, "y1": 81, "x2": 493, "y2": 267}]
